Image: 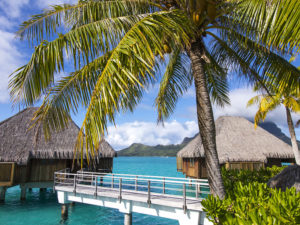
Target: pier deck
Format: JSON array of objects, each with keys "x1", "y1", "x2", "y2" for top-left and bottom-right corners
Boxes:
[{"x1": 54, "y1": 169, "x2": 213, "y2": 225}]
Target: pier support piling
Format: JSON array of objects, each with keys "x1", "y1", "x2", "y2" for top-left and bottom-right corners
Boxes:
[
  {"x1": 20, "y1": 187, "x2": 26, "y2": 201},
  {"x1": 40, "y1": 188, "x2": 46, "y2": 192},
  {"x1": 124, "y1": 213, "x2": 132, "y2": 225},
  {"x1": 0, "y1": 187, "x2": 7, "y2": 203},
  {"x1": 61, "y1": 204, "x2": 69, "y2": 220}
]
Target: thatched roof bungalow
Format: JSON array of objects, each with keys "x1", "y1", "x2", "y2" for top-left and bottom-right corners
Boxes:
[
  {"x1": 0, "y1": 108, "x2": 116, "y2": 201},
  {"x1": 177, "y1": 116, "x2": 295, "y2": 179}
]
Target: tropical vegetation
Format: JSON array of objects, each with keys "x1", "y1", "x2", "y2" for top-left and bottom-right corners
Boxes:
[
  {"x1": 9, "y1": 0, "x2": 300, "y2": 198},
  {"x1": 202, "y1": 167, "x2": 300, "y2": 225},
  {"x1": 248, "y1": 57, "x2": 300, "y2": 165}
]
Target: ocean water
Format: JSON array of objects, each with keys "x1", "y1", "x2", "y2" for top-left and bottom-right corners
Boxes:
[{"x1": 0, "y1": 157, "x2": 188, "y2": 225}]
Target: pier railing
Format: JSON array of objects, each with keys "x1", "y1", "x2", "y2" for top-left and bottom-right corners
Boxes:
[{"x1": 54, "y1": 169, "x2": 210, "y2": 211}]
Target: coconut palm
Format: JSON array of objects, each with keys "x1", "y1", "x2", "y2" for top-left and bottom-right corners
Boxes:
[
  {"x1": 9, "y1": 0, "x2": 300, "y2": 198},
  {"x1": 248, "y1": 60, "x2": 300, "y2": 165}
]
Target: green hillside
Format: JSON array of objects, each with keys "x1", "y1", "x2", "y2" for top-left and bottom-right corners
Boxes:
[
  {"x1": 117, "y1": 122, "x2": 299, "y2": 156},
  {"x1": 117, "y1": 136, "x2": 195, "y2": 156}
]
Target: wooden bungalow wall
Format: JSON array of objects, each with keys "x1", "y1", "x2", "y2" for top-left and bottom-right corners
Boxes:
[
  {"x1": 181, "y1": 158, "x2": 207, "y2": 179},
  {"x1": 0, "y1": 158, "x2": 114, "y2": 186},
  {"x1": 29, "y1": 159, "x2": 68, "y2": 182},
  {"x1": 0, "y1": 163, "x2": 15, "y2": 186},
  {"x1": 180, "y1": 157, "x2": 296, "y2": 179}
]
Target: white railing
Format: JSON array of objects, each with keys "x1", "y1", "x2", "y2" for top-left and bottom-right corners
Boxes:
[{"x1": 54, "y1": 169, "x2": 210, "y2": 212}]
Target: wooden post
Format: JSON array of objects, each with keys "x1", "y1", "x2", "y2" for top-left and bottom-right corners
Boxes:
[
  {"x1": 94, "y1": 176, "x2": 98, "y2": 197},
  {"x1": 183, "y1": 183, "x2": 187, "y2": 214},
  {"x1": 100, "y1": 176, "x2": 104, "y2": 186},
  {"x1": 124, "y1": 213, "x2": 132, "y2": 225},
  {"x1": 40, "y1": 188, "x2": 46, "y2": 192},
  {"x1": 73, "y1": 175, "x2": 77, "y2": 194},
  {"x1": 20, "y1": 186, "x2": 26, "y2": 201},
  {"x1": 0, "y1": 187, "x2": 7, "y2": 203},
  {"x1": 135, "y1": 176, "x2": 138, "y2": 191},
  {"x1": 163, "y1": 177, "x2": 165, "y2": 194},
  {"x1": 111, "y1": 174, "x2": 114, "y2": 188},
  {"x1": 119, "y1": 178, "x2": 122, "y2": 202},
  {"x1": 61, "y1": 204, "x2": 68, "y2": 220},
  {"x1": 147, "y1": 180, "x2": 151, "y2": 207}
]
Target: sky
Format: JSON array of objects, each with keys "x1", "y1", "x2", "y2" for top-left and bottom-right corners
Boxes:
[{"x1": 0, "y1": 0, "x2": 299, "y2": 150}]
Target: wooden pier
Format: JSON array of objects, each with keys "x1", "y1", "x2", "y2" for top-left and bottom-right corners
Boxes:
[{"x1": 54, "y1": 169, "x2": 212, "y2": 225}]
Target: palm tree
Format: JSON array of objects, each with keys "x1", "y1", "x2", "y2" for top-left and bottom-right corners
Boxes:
[
  {"x1": 9, "y1": 0, "x2": 300, "y2": 199},
  {"x1": 248, "y1": 62, "x2": 300, "y2": 164}
]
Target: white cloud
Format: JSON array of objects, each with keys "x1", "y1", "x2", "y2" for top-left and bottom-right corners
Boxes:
[
  {"x1": 0, "y1": 16, "x2": 14, "y2": 29},
  {"x1": 184, "y1": 87, "x2": 300, "y2": 139},
  {"x1": 213, "y1": 87, "x2": 300, "y2": 126},
  {"x1": 0, "y1": 30, "x2": 24, "y2": 102},
  {"x1": 106, "y1": 120, "x2": 198, "y2": 150},
  {"x1": 213, "y1": 87, "x2": 300, "y2": 138},
  {"x1": 0, "y1": 0, "x2": 29, "y2": 18},
  {"x1": 36, "y1": 0, "x2": 77, "y2": 8}
]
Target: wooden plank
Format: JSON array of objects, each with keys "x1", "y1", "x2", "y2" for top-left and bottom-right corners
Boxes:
[
  {"x1": 55, "y1": 185, "x2": 204, "y2": 211},
  {"x1": 10, "y1": 163, "x2": 15, "y2": 185}
]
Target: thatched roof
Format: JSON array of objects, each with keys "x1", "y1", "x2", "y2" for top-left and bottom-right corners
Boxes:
[
  {"x1": 177, "y1": 116, "x2": 294, "y2": 163},
  {"x1": 98, "y1": 139, "x2": 117, "y2": 158},
  {"x1": 0, "y1": 108, "x2": 116, "y2": 165}
]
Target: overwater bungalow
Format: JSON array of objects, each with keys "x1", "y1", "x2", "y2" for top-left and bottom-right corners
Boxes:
[
  {"x1": 0, "y1": 108, "x2": 116, "y2": 201},
  {"x1": 177, "y1": 116, "x2": 295, "y2": 179}
]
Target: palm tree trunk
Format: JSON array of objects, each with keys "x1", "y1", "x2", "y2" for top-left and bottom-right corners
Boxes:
[
  {"x1": 285, "y1": 106, "x2": 300, "y2": 165},
  {"x1": 188, "y1": 39, "x2": 226, "y2": 199}
]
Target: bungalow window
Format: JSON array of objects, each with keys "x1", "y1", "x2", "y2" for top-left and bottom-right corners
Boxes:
[{"x1": 189, "y1": 158, "x2": 195, "y2": 167}]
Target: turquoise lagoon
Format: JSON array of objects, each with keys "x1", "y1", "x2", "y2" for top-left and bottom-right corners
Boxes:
[{"x1": 0, "y1": 157, "x2": 189, "y2": 225}]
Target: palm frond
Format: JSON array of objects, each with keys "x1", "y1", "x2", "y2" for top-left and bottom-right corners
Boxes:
[
  {"x1": 38, "y1": 10, "x2": 193, "y2": 160},
  {"x1": 17, "y1": 0, "x2": 157, "y2": 44},
  {"x1": 10, "y1": 13, "x2": 151, "y2": 106},
  {"x1": 208, "y1": 30, "x2": 300, "y2": 94},
  {"x1": 204, "y1": 49, "x2": 230, "y2": 107},
  {"x1": 283, "y1": 97, "x2": 300, "y2": 113},
  {"x1": 155, "y1": 48, "x2": 192, "y2": 122},
  {"x1": 247, "y1": 95, "x2": 262, "y2": 107},
  {"x1": 229, "y1": 0, "x2": 300, "y2": 53},
  {"x1": 33, "y1": 52, "x2": 112, "y2": 139}
]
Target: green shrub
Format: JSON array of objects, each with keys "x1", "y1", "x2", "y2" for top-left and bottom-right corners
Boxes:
[
  {"x1": 202, "y1": 166, "x2": 300, "y2": 224},
  {"x1": 221, "y1": 166, "x2": 285, "y2": 197}
]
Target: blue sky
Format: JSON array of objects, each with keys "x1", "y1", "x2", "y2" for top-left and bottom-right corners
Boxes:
[{"x1": 0, "y1": 0, "x2": 299, "y2": 150}]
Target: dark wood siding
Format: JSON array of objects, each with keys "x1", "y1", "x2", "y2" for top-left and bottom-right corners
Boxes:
[
  {"x1": 182, "y1": 158, "x2": 200, "y2": 178},
  {"x1": 29, "y1": 159, "x2": 67, "y2": 182},
  {"x1": 0, "y1": 162, "x2": 15, "y2": 186}
]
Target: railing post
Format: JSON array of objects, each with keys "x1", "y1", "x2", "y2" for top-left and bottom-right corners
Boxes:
[
  {"x1": 73, "y1": 175, "x2": 77, "y2": 194},
  {"x1": 183, "y1": 183, "x2": 187, "y2": 214},
  {"x1": 135, "y1": 176, "x2": 138, "y2": 191},
  {"x1": 94, "y1": 176, "x2": 98, "y2": 197},
  {"x1": 53, "y1": 172, "x2": 56, "y2": 192},
  {"x1": 195, "y1": 183, "x2": 199, "y2": 198},
  {"x1": 163, "y1": 177, "x2": 165, "y2": 194},
  {"x1": 112, "y1": 174, "x2": 114, "y2": 189},
  {"x1": 119, "y1": 178, "x2": 122, "y2": 203},
  {"x1": 147, "y1": 180, "x2": 151, "y2": 207}
]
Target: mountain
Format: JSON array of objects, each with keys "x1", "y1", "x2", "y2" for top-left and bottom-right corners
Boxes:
[
  {"x1": 117, "y1": 134, "x2": 197, "y2": 156},
  {"x1": 117, "y1": 122, "x2": 299, "y2": 156},
  {"x1": 259, "y1": 122, "x2": 300, "y2": 148}
]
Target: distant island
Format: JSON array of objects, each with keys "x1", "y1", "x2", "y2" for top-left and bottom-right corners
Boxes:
[
  {"x1": 117, "y1": 121, "x2": 300, "y2": 156},
  {"x1": 117, "y1": 135, "x2": 196, "y2": 156}
]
